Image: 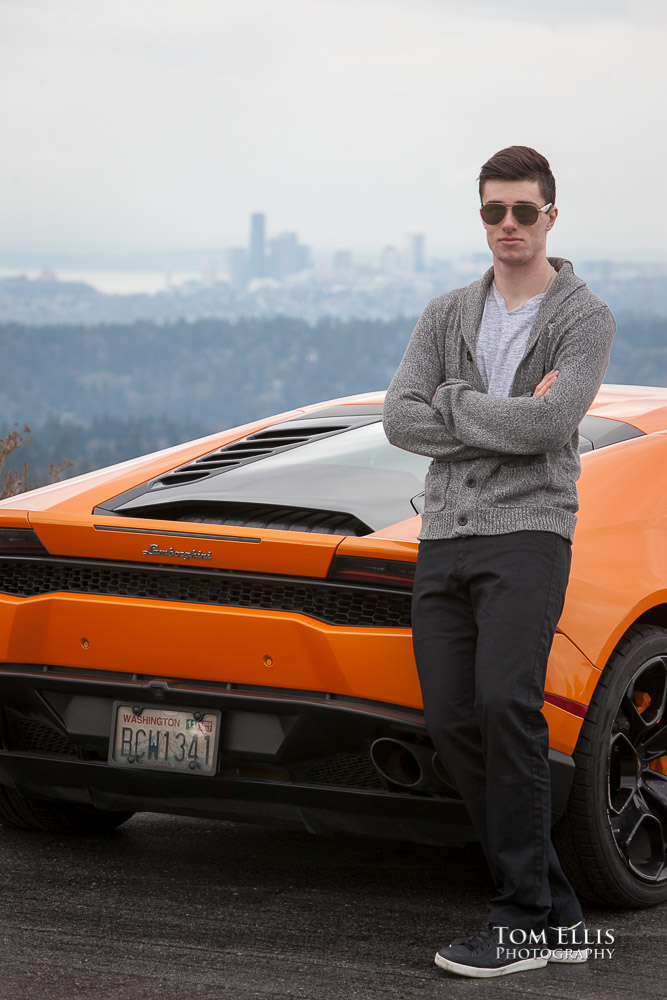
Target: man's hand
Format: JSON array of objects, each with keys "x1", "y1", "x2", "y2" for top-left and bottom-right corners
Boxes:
[{"x1": 533, "y1": 369, "x2": 559, "y2": 398}]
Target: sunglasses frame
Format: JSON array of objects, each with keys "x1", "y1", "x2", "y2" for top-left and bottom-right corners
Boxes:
[{"x1": 480, "y1": 202, "x2": 553, "y2": 227}]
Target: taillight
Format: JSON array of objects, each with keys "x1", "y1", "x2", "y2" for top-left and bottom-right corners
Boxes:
[
  {"x1": 0, "y1": 528, "x2": 49, "y2": 555},
  {"x1": 328, "y1": 555, "x2": 415, "y2": 588},
  {"x1": 544, "y1": 692, "x2": 587, "y2": 719}
]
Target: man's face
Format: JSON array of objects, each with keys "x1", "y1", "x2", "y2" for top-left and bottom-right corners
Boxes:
[{"x1": 480, "y1": 178, "x2": 557, "y2": 266}]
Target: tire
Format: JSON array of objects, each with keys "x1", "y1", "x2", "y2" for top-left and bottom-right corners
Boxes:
[
  {"x1": 553, "y1": 624, "x2": 667, "y2": 907},
  {"x1": 0, "y1": 786, "x2": 134, "y2": 834}
]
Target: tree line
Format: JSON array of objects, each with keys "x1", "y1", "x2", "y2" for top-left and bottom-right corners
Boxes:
[{"x1": 1, "y1": 313, "x2": 665, "y2": 486}]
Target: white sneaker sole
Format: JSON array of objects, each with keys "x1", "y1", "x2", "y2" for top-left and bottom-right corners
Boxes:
[
  {"x1": 548, "y1": 948, "x2": 590, "y2": 964},
  {"x1": 435, "y1": 952, "x2": 548, "y2": 978}
]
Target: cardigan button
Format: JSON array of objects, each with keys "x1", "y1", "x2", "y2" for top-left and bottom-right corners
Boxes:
[
  {"x1": 457, "y1": 514, "x2": 468, "y2": 526},
  {"x1": 466, "y1": 350, "x2": 473, "y2": 362},
  {"x1": 466, "y1": 476, "x2": 477, "y2": 488}
]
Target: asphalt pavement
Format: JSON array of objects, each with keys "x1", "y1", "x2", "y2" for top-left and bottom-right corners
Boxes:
[{"x1": 0, "y1": 812, "x2": 664, "y2": 999}]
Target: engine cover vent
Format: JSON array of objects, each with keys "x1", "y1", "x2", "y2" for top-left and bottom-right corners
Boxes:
[
  {"x1": 151, "y1": 422, "x2": 348, "y2": 489},
  {"x1": 146, "y1": 503, "x2": 371, "y2": 536}
]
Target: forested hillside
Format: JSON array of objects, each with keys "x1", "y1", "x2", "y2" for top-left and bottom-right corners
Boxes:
[
  {"x1": 1, "y1": 316, "x2": 410, "y2": 429},
  {"x1": 2, "y1": 313, "x2": 665, "y2": 483}
]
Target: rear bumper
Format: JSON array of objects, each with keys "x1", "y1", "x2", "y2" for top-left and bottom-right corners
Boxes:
[{"x1": 0, "y1": 664, "x2": 575, "y2": 843}]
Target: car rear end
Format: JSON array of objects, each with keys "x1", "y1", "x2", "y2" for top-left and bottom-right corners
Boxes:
[{"x1": 0, "y1": 403, "x2": 481, "y2": 842}]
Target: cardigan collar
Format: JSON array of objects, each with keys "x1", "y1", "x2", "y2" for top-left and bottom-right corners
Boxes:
[{"x1": 459, "y1": 257, "x2": 586, "y2": 356}]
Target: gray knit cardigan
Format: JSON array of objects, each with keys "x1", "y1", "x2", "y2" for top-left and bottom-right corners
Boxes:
[{"x1": 383, "y1": 258, "x2": 616, "y2": 542}]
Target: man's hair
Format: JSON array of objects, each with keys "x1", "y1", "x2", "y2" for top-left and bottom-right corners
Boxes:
[{"x1": 478, "y1": 146, "x2": 556, "y2": 206}]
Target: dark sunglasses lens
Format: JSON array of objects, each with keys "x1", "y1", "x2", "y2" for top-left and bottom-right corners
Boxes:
[
  {"x1": 481, "y1": 204, "x2": 506, "y2": 225},
  {"x1": 512, "y1": 204, "x2": 539, "y2": 226}
]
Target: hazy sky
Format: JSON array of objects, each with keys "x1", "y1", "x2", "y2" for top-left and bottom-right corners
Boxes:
[{"x1": 2, "y1": 0, "x2": 666, "y2": 262}]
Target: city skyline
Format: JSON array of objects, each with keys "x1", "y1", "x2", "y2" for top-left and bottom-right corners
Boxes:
[
  {"x1": 0, "y1": 207, "x2": 439, "y2": 281},
  {"x1": 6, "y1": 201, "x2": 667, "y2": 281}
]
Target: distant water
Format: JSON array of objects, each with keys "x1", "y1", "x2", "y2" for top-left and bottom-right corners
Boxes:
[{"x1": 0, "y1": 268, "x2": 200, "y2": 295}]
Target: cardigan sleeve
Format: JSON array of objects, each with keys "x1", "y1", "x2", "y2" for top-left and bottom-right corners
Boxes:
[{"x1": 383, "y1": 298, "x2": 501, "y2": 461}]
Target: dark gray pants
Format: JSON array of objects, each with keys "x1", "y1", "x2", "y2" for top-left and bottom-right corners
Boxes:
[{"x1": 412, "y1": 530, "x2": 582, "y2": 932}]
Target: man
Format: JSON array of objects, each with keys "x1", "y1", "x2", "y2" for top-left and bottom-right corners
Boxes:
[{"x1": 383, "y1": 146, "x2": 615, "y2": 979}]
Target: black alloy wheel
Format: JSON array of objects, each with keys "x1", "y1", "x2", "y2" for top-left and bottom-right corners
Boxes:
[{"x1": 554, "y1": 624, "x2": 667, "y2": 907}]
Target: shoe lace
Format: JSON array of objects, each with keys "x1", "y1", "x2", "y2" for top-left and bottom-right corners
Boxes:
[{"x1": 465, "y1": 925, "x2": 498, "y2": 955}]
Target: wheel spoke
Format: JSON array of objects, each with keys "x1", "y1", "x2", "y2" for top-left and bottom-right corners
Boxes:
[
  {"x1": 623, "y1": 656, "x2": 667, "y2": 736},
  {"x1": 641, "y1": 723, "x2": 667, "y2": 762},
  {"x1": 609, "y1": 791, "x2": 666, "y2": 881},
  {"x1": 643, "y1": 771, "x2": 667, "y2": 815},
  {"x1": 608, "y1": 731, "x2": 640, "y2": 814},
  {"x1": 609, "y1": 792, "x2": 647, "y2": 844}
]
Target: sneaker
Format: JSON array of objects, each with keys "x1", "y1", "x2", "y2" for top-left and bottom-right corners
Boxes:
[
  {"x1": 547, "y1": 921, "x2": 590, "y2": 963},
  {"x1": 435, "y1": 924, "x2": 548, "y2": 979}
]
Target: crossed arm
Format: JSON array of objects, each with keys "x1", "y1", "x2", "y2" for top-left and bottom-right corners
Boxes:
[{"x1": 383, "y1": 299, "x2": 615, "y2": 461}]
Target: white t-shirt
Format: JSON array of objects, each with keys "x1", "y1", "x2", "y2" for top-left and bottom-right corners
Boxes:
[{"x1": 476, "y1": 282, "x2": 545, "y2": 397}]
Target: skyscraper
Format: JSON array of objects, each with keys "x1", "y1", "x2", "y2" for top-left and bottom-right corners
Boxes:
[
  {"x1": 249, "y1": 213, "x2": 266, "y2": 279},
  {"x1": 410, "y1": 234, "x2": 426, "y2": 274},
  {"x1": 268, "y1": 232, "x2": 311, "y2": 279}
]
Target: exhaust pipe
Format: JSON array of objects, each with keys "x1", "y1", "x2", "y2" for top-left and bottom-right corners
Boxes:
[
  {"x1": 370, "y1": 738, "x2": 445, "y2": 794},
  {"x1": 431, "y1": 751, "x2": 459, "y2": 795}
]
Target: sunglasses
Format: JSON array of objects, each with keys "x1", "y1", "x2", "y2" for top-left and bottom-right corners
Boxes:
[{"x1": 480, "y1": 202, "x2": 553, "y2": 227}]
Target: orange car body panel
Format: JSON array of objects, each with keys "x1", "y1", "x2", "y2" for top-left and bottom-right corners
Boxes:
[
  {"x1": 0, "y1": 593, "x2": 419, "y2": 707},
  {"x1": 1, "y1": 385, "x2": 665, "y2": 760},
  {"x1": 28, "y1": 514, "x2": 341, "y2": 579}
]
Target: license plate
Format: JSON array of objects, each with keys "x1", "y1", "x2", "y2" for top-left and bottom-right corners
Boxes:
[{"x1": 109, "y1": 703, "x2": 221, "y2": 775}]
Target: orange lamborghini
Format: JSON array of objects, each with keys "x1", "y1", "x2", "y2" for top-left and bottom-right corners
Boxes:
[{"x1": 0, "y1": 385, "x2": 665, "y2": 909}]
